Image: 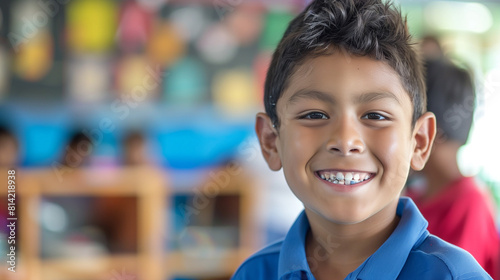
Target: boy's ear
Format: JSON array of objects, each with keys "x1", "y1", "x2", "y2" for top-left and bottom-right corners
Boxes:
[
  {"x1": 255, "y1": 112, "x2": 282, "y2": 171},
  {"x1": 410, "y1": 112, "x2": 437, "y2": 171}
]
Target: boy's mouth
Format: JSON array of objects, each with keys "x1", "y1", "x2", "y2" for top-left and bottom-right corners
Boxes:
[{"x1": 316, "y1": 170, "x2": 375, "y2": 186}]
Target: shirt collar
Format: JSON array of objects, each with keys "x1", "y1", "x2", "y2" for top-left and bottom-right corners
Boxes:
[
  {"x1": 278, "y1": 197, "x2": 429, "y2": 280},
  {"x1": 278, "y1": 210, "x2": 314, "y2": 279},
  {"x1": 352, "y1": 197, "x2": 429, "y2": 279}
]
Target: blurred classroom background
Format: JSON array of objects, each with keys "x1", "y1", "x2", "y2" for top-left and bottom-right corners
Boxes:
[{"x1": 0, "y1": 0, "x2": 500, "y2": 279}]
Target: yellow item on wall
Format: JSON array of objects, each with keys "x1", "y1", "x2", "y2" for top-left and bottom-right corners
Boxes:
[
  {"x1": 116, "y1": 54, "x2": 158, "y2": 100},
  {"x1": 212, "y1": 69, "x2": 258, "y2": 116},
  {"x1": 13, "y1": 28, "x2": 53, "y2": 82},
  {"x1": 146, "y1": 22, "x2": 186, "y2": 67},
  {"x1": 67, "y1": 0, "x2": 118, "y2": 53}
]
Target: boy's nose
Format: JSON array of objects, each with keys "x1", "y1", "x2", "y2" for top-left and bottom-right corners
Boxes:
[{"x1": 326, "y1": 119, "x2": 365, "y2": 155}]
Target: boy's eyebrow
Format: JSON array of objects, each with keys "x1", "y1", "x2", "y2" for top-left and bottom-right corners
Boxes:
[
  {"x1": 287, "y1": 89, "x2": 336, "y2": 105},
  {"x1": 287, "y1": 89, "x2": 401, "y2": 106},
  {"x1": 355, "y1": 91, "x2": 401, "y2": 105}
]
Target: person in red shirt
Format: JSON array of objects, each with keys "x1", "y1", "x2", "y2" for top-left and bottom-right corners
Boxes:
[{"x1": 407, "y1": 56, "x2": 500, "y2": 278}]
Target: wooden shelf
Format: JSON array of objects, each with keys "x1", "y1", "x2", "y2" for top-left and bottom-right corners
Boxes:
[
  {"x1": 16, "y1": 167, "x2": 167, "y2": 196},
  {"x1": 166, "y1": 248, "x2": 255, "y2": 278},
  {"x1": 40, "y1": 254, "x2": 139, "y2": 279},
  {"x1": 0, "y1": 166, "x2": 262, "y2": 280}
]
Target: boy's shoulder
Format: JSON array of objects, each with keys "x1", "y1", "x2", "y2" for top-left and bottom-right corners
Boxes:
[
  {"x1": 404, "y1": 234, "x2": 492, "y2": 279},
  {"x1": 232, "y1": 234, "x2": 491, "y2": 280},
  {"x1": 231, "y1": 240, "x2": 282, "y2": 280},
  {"x1": 232, "y1": 198, "x2": 492, "y2": 280}
]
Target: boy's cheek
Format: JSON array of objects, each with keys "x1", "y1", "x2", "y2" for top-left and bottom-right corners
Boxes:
[{"x1": 369, "y1": 130, "x2": 412, "y2": 184}]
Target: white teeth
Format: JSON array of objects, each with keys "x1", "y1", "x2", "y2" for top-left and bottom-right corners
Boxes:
[
  {"x1": 319, "y1": 171, "x2": 373, "y2": 185},
  {"x1": 345, "y1": 173, "x2": 353, "y2": 182},
  {"x1": 353, "y1": 174, "x2": 360, "y2": 181}
]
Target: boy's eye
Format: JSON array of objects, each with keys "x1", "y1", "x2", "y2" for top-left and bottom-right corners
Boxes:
[
  {"x1": 300, "y1": 112, "x2": 328, "y2": 119},
  {"x1": 362, "y1": 112, "x2": 387, "y2": 120}
]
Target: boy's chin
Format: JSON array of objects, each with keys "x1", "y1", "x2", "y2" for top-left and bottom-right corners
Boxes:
[
  {"x1": 325, "y1": 216, "x2": 370, "y2": 225},
  {"x1": 307, "y1": 207, "x2": 371, "y2": 225}
]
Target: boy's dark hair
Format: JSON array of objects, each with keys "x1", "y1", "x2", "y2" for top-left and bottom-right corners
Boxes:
[
  {"x1": 425, "y1": 58, "x2": 475, "y2": 144},
  {"x1": 264, "y1": 0, "x2": 426, "y2": 128}
]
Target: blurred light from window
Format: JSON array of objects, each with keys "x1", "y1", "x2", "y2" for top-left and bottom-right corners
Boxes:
[
  {"x1": 481, "y1": 68, "x2": 500, "y2": 181},
  {"x1": 460, "y1": 67, "x2": 500, "y2": 181},
  {"x1": 425, "y1": 2, "x2": 493, "y2": 33}
]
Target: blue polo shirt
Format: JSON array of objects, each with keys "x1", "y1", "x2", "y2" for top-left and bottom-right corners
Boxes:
[{"x1": 232, "y1": 197, "x2": 491, "y2": 280}]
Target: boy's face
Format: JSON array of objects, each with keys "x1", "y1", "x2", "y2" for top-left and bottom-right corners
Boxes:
[{"x1": 257, "y1": 51, "x2": 435, "y2": 224}]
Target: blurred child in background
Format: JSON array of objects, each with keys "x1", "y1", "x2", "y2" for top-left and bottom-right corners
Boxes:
[
  {"x1": 41, "y1": 130, "x2": 104, "y2": 258},
  {"x1": 420, "y1": 35, "x2": 444, "y2": 60},
  {"x1": 122, "y1": 130, "x2": 150, "y2": 166},
  {"x1": 0, "y1": 125, "x2": 19, "y2": 168},
  {"x1": 406, "y1": 52, "x2": 499, "y2": 277},
  {"x1": 90, "y1": 130, "x2": 151, "y2": 253}
]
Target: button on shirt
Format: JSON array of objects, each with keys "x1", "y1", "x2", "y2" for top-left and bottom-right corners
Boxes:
[{"x1": 232, "y1": 197, "x2": 491, "y2": 280}]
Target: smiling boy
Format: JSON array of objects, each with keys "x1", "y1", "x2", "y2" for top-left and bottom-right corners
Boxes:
[{"x1": 232, "y1": 0, "x2": 491, "y2": 279}]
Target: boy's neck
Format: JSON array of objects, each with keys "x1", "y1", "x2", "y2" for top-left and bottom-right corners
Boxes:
[{"x1": 304, "y1": 201, "x2": 400, "y2": 280}]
